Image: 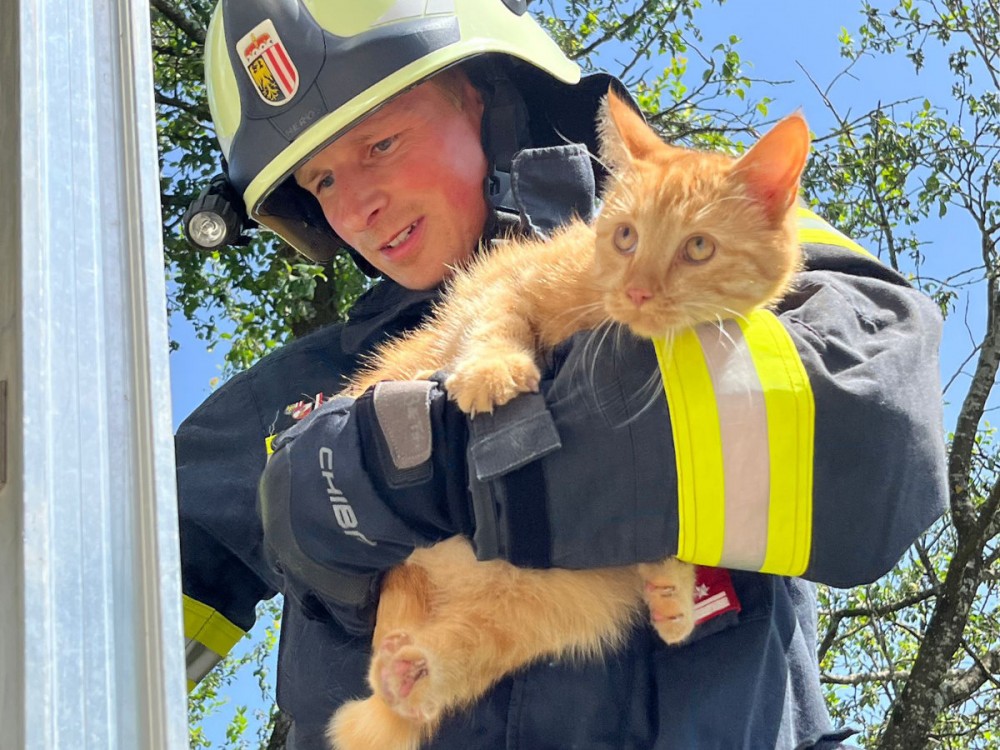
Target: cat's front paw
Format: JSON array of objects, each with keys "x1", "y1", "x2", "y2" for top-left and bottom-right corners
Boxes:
[
  {"x1": 638, "y1": 559, "x2": 697, "y2": 645},
  {"x1": 371, "y1": 631, "x2": 442, "y2": 724},
  {"x1": 445, "y1": 353, "x2": 540, "y2": 415}
]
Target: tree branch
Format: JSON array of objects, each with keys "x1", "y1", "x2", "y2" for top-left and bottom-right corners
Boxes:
[
  {"x1": 150, "y1": 0, "x2": 206, "y2": 45},
  {"x1": 571, "y1": 2, "x2": 659, "y2": 60},
  {"x1": 823, "y1": 669, "x2": 907, "y2": 686},
  {"x1": 947, "y1": 277, "x2": 1000, "y2": 538},
  {"x1": 155, "y1": 90, "x2": 210, "y2": 121},
  {"x1": 939, "y1": 646, "x2": 1000, "y2": 707}
]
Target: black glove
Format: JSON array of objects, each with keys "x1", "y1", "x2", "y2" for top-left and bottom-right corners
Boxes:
[{"x1": 258, "y1": 381, "x2": 474, "y2": 633}]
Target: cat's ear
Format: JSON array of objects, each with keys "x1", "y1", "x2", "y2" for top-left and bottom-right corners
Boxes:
[
  {"x1": 735, "y1": 112, "x2": 811, "y2": 224},
  {"x1": 597, "y1": 88, "x2": 664, "y2": 171}
]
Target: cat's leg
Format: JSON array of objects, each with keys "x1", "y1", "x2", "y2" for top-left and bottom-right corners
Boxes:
[
  {"x1": 444, "y1": 311, "x2": 541, "y2": 415},
  {"x1": 637, "y1": 557, "x2": 697, "y2": 644},
  {"x1": 366, "y1": 562, "x2": 440, "y2": 722},
  {"x1": 371, "y1": 538, "x2": 643, "y2": 725},
  {"x1": 445, "y1": 350, "x2": 540, "y2": 415},
  {"x1": 344, "y1": 330, "x2": 443, "y2": 396},
  {"x1": 327, "y1": 558, "x2": 438, "y2": 750}
]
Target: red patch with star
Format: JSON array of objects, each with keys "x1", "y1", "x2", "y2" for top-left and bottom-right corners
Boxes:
[{"x1": 693, "y1": 566, "x2": 741, "y2": 625}]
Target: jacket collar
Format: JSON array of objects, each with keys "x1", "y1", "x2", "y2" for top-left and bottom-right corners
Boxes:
[{"x1": 340, "y1": 280, "x2": 438, "y2": 355}]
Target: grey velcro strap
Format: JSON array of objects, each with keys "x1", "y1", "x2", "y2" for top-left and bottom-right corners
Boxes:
[{"x1": 372, "y1": 380, "x2": 435, "y2": 470}]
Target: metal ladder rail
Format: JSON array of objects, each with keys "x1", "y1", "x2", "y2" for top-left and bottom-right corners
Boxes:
[{"x1": 0, "y1": 0, "x2": 187, "y2": 747}]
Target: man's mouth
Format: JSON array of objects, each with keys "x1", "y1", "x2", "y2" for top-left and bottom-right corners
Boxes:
[{"x1": 383, "y1": 222, "x2": 418, "y2": 251}]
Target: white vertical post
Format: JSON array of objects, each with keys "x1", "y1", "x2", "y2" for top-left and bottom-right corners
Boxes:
[{"x1": 0, "y1": 0, "x2": 188, "y2": 747}]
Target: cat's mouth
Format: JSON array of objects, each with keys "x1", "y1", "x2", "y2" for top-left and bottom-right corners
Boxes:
[
  {"x1": 620, "y1": 316, "x2": 671, "y2": 339},
  {"x1": 608, "y1": 299, "x2": 685, "y2": 339}
]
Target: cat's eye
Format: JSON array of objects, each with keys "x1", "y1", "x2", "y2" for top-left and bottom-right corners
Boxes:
[
  {"x1": 613, "y1": 223, "x2": 638, "y2": 254},
  {"x1": 683, "y1": 234, "x2": 716, "y2": 263}
]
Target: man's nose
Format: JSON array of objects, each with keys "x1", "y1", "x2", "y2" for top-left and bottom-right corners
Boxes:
[{"x1": 335, "y1": 180, "x2": 387, "y2": 234}]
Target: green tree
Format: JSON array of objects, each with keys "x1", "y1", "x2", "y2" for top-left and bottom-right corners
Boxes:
[
  {"x1": 802, "y1": 3, "x2": 1000, "y2": 747},
  {"x1": 152, "y1": 0, "x2": 368, "y2": 376}
]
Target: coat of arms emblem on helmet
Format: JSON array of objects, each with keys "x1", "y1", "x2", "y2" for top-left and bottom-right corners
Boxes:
[{"x1": 238, "y1": 19, "x2": 299, "y2": 105}]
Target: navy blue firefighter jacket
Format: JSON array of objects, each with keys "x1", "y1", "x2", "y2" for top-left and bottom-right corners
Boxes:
[{"x1": 175, "y1": 143, "x2": 948, "y2": 749}]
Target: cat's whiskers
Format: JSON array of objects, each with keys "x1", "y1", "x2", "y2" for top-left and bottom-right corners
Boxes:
[
  {"x1": 677, "y1": 301, "x2": 751, "y2": 333},
  {"x1": 614, "y1": 338, "x2": 670, "y2": 429},
  {"x1": 583, "y1": 147, "x2": 639, "y2": 208},
  {"x1": 584, "y1": 147, "x2": 613, "y2": 179},
  {"x1": 634, "y1": 366, "x2": 669, "y2": 423},
  {"x1": 552, "y1": 300, "x2": 608, "y2": 332},
  {"x1": 710, "y1": 314, "x2": 740, "y2": 352},
  {"x1": 548, "y1": 318, "x2": 605, "y2": 404},
  {"x1": 583, "y1": 320, "x2": 619, "y2": 406},
  {"x1": 575, "y1": 321, "x2": 669, "y2": 429},
  {"x1": 676, "y1": 304, "x2": 762, "y2": 406},
  {"x1": 715, "y1": 305, "x2": 752, "y2": 327}
]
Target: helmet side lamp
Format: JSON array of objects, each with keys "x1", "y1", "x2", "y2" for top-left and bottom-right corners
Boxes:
[{"x1": 182, "y1": 173, "x2": 255, "y2": 251}]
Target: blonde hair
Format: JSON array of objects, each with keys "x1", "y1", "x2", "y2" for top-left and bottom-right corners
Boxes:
[{"x1": 429, "y1": 65, "x2": 473, "y2": 110}]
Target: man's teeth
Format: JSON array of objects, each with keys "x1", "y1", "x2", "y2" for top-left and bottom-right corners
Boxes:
[{"x1": 385, "y1": 223, "x2": 416, "y2": 249}]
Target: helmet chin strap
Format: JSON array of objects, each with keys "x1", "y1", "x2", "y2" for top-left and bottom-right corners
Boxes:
[{"x1": 475, "y1": 58, "x2": 531, "y2": 220}]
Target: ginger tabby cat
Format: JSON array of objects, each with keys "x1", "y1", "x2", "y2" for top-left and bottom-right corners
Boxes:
[{"x1": 329, "y1": 89, "x2": 810, "y2": 750}]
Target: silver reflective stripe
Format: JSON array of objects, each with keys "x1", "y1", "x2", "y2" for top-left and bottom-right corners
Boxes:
[
  {"x1": 372, "y1": 380, "x2": 435, "y2": 470},
  {"x1": 796, "y1": 206, "x2": 875, "y2": 258},
  {"x1": 186, "y1": 640, "x2": 225, "y2": 686},
  {"x1": 796, "y1": 213, "x2": 840, "y2": 232},
  {"x1": 695, "y1": 321, "x2": 771, "y2": 570}
]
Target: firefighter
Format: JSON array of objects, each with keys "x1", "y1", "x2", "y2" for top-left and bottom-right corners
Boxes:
[{"x1": 176, "y1": 1, "x2": 948, "y2": 748}]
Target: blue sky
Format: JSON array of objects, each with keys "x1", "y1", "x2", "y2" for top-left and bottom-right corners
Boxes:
[{"x1": 171, "y1": 1, "x2": 980, "y2": 744}]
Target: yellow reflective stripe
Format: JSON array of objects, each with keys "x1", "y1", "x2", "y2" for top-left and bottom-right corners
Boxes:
[
  {"x1": 738, "y1": 311, "x2": 815, "y2": 575},
  {"x1": 265, "y1": 433, "x2": 277, "y2": 456},
  {"x1": 653, "y1": 332, "x2": 725, "y2": 567},
  {"x1": 183, "y1": 594, "x2": 245, "y2": 659},
  {"x1": 654, "y1": 310, "x2": 815, "y2": 576},
  {"x1": 796, "y1": 207, "x2": 877, "y2": 260}
]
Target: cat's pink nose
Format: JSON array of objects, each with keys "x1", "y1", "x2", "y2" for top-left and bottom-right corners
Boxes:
[{"x1": 627, "y1": 288, "x2": 653, "y2": 307}]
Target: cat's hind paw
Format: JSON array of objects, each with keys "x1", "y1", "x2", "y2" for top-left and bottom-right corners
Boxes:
[
  {"x1": 371, "y1": 631, "x2": 442, "y2": 724},
  {"x1": 638, "y1": 559, "x2": 697, "y2": 645},
  {"x1": 445, "y1": 352, "x2": 541, "y2": 416}
]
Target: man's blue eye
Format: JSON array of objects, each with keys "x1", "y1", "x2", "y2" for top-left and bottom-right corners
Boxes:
[
  {"x1": 317, "y1": 175, "x2": 334, "y2": 191},
  {"x1": 372, "y1": 136, "x2": 396, "y2": 154}
]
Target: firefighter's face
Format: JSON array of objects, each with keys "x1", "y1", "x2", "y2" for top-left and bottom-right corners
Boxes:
[{"x1": 296, "y1": 74, "x2": 489, "y2": 290}]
